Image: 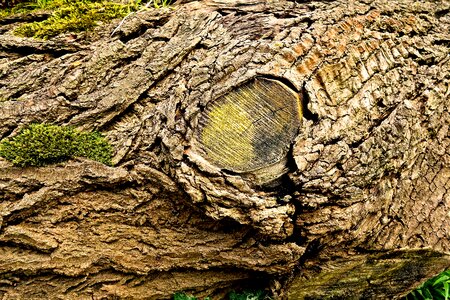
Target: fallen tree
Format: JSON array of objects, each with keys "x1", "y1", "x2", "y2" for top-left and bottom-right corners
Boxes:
[{"x1": 0, "y1": 0, "x2": 449, "y2": 298}]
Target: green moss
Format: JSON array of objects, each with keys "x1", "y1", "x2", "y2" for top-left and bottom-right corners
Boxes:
[
  {"x1": 0, "y1": 123, "x2": 112, "y2": 167},
  {"x1": 2, "y1": 0, "x2": 174, "y2": 38},
  {"x1": 13, "y1": 0, "x2": 143, "y2": 39}
]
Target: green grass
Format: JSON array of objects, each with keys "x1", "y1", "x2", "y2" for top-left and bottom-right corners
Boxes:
[
  {"x1": 173, "y1": 292, "x2": 209, "y2": 300},
  {"x1": 228, "y1": 290, "x2": 270, "y2": 300},
  {"x1": 173, "y1": 290, "x2": 270, "y2": 300},
  {"x1": 174, "y1": 278, "x2": 450, "y2": 300},
  {"x1": 406, "y1": 270, "x2": 450, "y2": 300},
  {"x1": 1, "y1": 0, "x2": 173, "y2": 39},
  {"x1": 0, "y1": 123, "x2": 112, "y2": 167}
]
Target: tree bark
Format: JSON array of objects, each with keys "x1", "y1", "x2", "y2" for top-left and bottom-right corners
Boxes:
[{"x1": 0, "y1": 0, "x2": 449, "y2": 299}]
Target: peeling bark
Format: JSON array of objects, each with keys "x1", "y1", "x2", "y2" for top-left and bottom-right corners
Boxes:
[{"x1": 0, "y1": 0, "x2": 449, "y2": 299}]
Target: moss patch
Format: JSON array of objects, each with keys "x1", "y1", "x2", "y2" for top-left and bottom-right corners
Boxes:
[
  {"x1": 2, "y1": 0, "x2": 175, "y2": 38},
  {"x1": 0, "y1": 0, "x2": 145, "y2": 39},
  {"x1": 13, "y1": 0, "x2": 144, "y2": 39},
  {"x1": 0, "y1": 123, "x2": 112, "y2": 167}
]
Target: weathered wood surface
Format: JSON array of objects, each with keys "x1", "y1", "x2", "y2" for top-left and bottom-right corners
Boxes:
[
  {"x1": 196, "y1": 78, "x2": 301, "y2": 173},
  {"x1": 0, "y1": 0, "x2": 449, "y2": 299}
]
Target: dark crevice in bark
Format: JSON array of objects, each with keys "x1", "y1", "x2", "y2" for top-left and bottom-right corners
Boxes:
[
  {"x1": 261, "y1": 146, "x2": 298, "y2": 194},
  {"x1": 78, "y1": 178, "x2": 139, "y2": 192},
  {"x1": 0, "y1": 183, "x2": 45, "y2": 205},
  {"x1": 231, "y1": 274, "x2": 273, "y2": 292},
  {"x1": 324, "y1": 136, "x2": 343, "y2": 146},
  {"x1": 117, "y1": 26, "x2": 152, "y2": 44},
  {"x1": 0, "y1": 125, "x2": 16, "y2": 140},
  {"x1": 301, "y1": 83, "x2": 319, "y2": 123},
  {"x1": 435, "y1": 8, "x2": 450, "y2": 18},
  {"x1": 258, "y1": 74, "x2": 300, "y2": 94},
  {"x1": 194, "y1": 41, "x2": 213, "y2": 51},
  {"x1": 0, "y1": 45, "x2": 78, "y2": 58},
  {"x1": 297, "y1": 239, "x2": 324, "y2": 266},
  {"x1": 2, "y1": 89, "x2": 28, "y2": 102},
  {"x1": 117, "y1": 26, "x2": 148, "y2": 44},
  {"x1": 146, "y1": 267, "x2": 271, "y2": 297},
  {"x1": 348, "y1": 104, "x2": 398, "y2": 150},
  {"x1": 90, "y1": 102, "x2": 139, "y2": 132},
  {"x1": 286, "y1": 242, "x2": 345, "y2": 298},
  {"x1": 0, "y1": 271, "x2": 59, "y2": 283},
  {"x1": 221, "y1": 168, "x2": 240, "y2": 176},
  {"x1": 98, "y1": 103, "x2": 138, "y2": 132},
  {"x1": 285, "y1": 197, "x2": 306, "y2": 245},
  {"x1": 286, "y1": 0, "x2": 334, "y2": 3},
  {"x1": 261, "y1": 173, "x2": 297, "y2": 195},
  {"x1": 58, "y1": 90, "x2": 81, "y2": 103},
  {"x1": 409, "y1": 52, "x2": 438, "y2": 67},
  {"x1": 146, "y1": 136, "x2": 162, "y2": 152},
  {"x1": 114, "y1": 13, "x2": 172, "y2": 42},
  {"x1": 3, "y1": 211, "x2": 43, "y2": 229},
  {"x1": 151, "y1": 36, "x2": 172, "y2": 43},
  {"x1": 433, "y1": 39, "x2": 450, "y2": 47},
  {"x1": 62, "y1": 277, "x2": 109, "y2": 295},
  {"x1": 0, "y1": 240, "x2": 56, "y2": 254},
  {"x1": 216, "y1": 9, "x2": 250, "y2": 18}
]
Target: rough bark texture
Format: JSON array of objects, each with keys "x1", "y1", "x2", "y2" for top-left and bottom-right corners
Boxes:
[{"x1": 0, "y1": 0, "x2": 449, "y2": 299}]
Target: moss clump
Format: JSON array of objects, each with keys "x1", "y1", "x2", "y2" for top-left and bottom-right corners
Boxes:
[
  {"x1": 0, "y1": 123, "x2": 112, "y2": 167},
  {"x1": 2, "y1": 0, "x2": 174, "y2": 37},
  {"x1": 5, "y1": 0, "x2": 144, "y2": 39}
]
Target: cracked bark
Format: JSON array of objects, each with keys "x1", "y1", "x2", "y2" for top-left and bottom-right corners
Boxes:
[{"x1": 0, "y1": 0, "x2": 449, "y2": 299}]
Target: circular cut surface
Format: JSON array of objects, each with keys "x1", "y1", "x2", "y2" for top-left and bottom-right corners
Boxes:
[{"x1": 197, "y1": 77, "x2": 302, "y2": 172}]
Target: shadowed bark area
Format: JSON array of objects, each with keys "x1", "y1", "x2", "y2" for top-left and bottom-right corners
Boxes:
[{"x1": 0, "y1": 0, "x2": 449, "y2": 299}]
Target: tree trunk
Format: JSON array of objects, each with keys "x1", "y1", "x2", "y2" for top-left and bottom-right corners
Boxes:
[{"x1": 0, "y1": 0, "x2": 449, "y2": 299}]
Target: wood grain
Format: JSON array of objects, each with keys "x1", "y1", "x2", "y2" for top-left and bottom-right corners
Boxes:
[{"x1": 197, "y1": 77, "x2": 302, "y2": 173}]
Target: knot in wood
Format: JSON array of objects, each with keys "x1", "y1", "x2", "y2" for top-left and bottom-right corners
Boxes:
[{"x1": 196, "y1": 77, "x2": 302, "y2": 178}]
